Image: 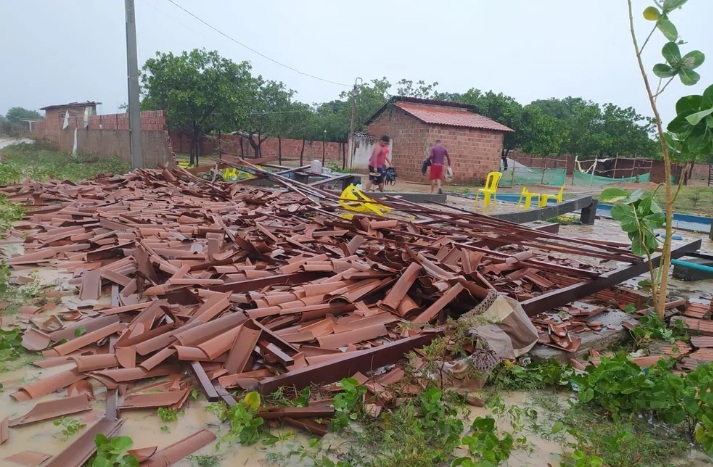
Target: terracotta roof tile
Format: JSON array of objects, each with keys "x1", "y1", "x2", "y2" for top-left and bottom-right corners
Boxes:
[{"x1": 394, "y1": 102, "x2": 513, "y2": 132}]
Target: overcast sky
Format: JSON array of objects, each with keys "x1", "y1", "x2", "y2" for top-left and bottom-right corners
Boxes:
[{"x1": 2, "y1": 0, "x2": 711, "y2": 124}]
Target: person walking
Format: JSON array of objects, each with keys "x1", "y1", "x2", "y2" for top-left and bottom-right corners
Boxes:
[
  {"x1": 428, "y1": 139, "x2": 451, "y2": 194},
  {"x1": 365, "y1": 135, "x2": 391, "y2": 192}
]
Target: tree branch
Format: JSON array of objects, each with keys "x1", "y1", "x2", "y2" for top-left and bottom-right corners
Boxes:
[
  {"x1": 628, "y1": 0, "x2": 674, "y2": 318},
  {"x1": 639, "y1": 25, "x2": 658, "y2": 55},
  {"x1": 654, "y1": 77, "x2": 676, "y2": 100}
]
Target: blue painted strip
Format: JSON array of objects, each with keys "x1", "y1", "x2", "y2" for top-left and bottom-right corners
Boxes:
[{"x1": 597, "y1": 203, "x2": 712, "y2": 227}]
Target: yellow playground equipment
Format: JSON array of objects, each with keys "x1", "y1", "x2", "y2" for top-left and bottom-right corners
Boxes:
[
  {"x1": 475, "y1": 171, "x2": 502, "y2": 207},
  {"x1": 538, "y1": 185, "x2": 565, "y2": 207},
  {"x1": 221, "y1": 167, "x2": 255, "y2": 181},
  {"x1": 517, "y1": 186, "x2": 542, "y2": 210},
  {"x1": 339, "y1": 184, "x2": 391, "y2": 217}
]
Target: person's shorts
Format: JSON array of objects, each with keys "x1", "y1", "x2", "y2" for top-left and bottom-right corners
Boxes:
[
  {"x1": 368, "y1": 165, "x2": 386, "y2": 183},
  {"x1": 429, "y1": 163, "x2": 444, "y2": 181}
]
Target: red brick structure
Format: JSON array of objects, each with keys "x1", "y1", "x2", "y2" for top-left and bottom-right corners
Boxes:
[
  {"x1": 365, "y1": 97, "x2": 512, "y2": 184},
  {"x1": 40, "y1": 101, "x2": 100, "y2": 129},
  {"x1": 33, "y1": 103, "x2": 172, "y2": 168}
]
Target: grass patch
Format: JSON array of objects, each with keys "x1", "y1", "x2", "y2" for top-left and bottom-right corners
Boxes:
[
  {"x1": 546, "y1": 215, "x2": 581, "y2": 225},
  {"x1": 0, "y1": 141, "x2": 128, "y2": 185},
  {"x1": 530, "y1": 395, "x2": 690, "y2": 467}
]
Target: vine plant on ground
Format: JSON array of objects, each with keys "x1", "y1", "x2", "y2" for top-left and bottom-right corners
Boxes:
[{"x1": 615, "y1": 0, "x2": 712, "y2": 319}]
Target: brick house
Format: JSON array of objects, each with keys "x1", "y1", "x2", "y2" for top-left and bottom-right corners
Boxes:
[
  {"x1": 365, "y1": 97, "x2": 512, "y2": 184},
  {"x1": 40, "y1": 101, "x2": 100, "y2": 129}
]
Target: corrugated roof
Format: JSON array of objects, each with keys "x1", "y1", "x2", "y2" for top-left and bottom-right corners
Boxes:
[
  {"x1": 395, "y1": 101, "x2": 513, "y2": 132},
  {"x1": 40, "y1": 101, "x2": 101, "y2": 111}
]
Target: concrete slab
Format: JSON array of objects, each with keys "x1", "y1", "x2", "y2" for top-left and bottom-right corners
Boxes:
[
  {"x1": 529, "y1": 311, "x2": 635, "y2": 363},
  {"x1": 367, "y1": 192, "x2": 448, "y2": 203}
]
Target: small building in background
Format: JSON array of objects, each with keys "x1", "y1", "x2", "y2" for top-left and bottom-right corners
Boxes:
[
  {"x1": 40, "y1": 101, "x2": 100, "y2": 130},
  {"x1": 364, "y1": 97, "x2": 512, "y2": 184}
]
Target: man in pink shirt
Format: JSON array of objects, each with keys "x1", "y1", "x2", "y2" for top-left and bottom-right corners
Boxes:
[
  {"x1": 365, "y1": 135, "x2": 391, "y2": 192},
  {"x1": 428, "y1": 139, "x2": 451, "y2": 194}
]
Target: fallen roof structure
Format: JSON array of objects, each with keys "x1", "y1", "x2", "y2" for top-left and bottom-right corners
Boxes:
[{"x1": 0, "y1": 160, "x2": 700, "y2": 464}]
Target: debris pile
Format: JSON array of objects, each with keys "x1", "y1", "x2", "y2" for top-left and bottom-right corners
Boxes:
[{"x1": 0, "y1": 165, "x2": 692, "y2": 464}]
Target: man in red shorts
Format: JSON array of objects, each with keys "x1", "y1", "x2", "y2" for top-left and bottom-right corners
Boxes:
[
  {"x1": 428, "y1": 139, "x2": 451, "y2": 194},
  {"x1": 365, "y1": 135, "x2": 391, "y2": 192}
]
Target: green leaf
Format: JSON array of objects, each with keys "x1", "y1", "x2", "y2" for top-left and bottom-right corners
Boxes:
[
  {"x1": 580, "y1": 388, "x2": 594, "y2": 403},
  {"x1": 643, "y1": 6, "x2": 661, "y2": 20},
  {"x1": 626, "y1": 189, "x2": 645, "y2": 204},
  {"x1": 680, "y1": 68, "x2": 701, "y2": 86},
  {"x1": 631, "y1": 237, "x2": 649, "y2": 256},
  {"x1": 662, "y1": 42, "x2": 682, "y2": 65},
  {"x1": 663, "y1": 0, "x2": 688, "y2": 12},
  {"x1": 551, "y1": 421, "x2": 564, "y2": 434},
  {"x1": 703, "y1": 85, "x2": 713, "y2": 107},
  {"x1": 668, "y1": 114, "x2": 693, "y2": 134},
  {"x1": 682, "y1": 50, "x2": 705, "y2": 70},
  {"x1": 686, "y1": 108, "x2": 713, "y2": 126},
  {"x1": 611, "y1": 204, "x2": 638, "y2": 233},
  {"x1": 684, "y1": 128, "x2": 712, "y2": 154},
  {"x1": 653, "y1": 63, "x2": 677, "y2": 78},
  {"x1": 599, "y1": 188, "x2": 630, "y2": 203},
  {"x1": 657, "y1": 19, "x2": 679, "y2": 41},
  {"x1": 676, "y1": 95, "x2": 703, "y2": 115},
  {"x1": 111, "y1": 436, "x2": 134, "y2": 452}
]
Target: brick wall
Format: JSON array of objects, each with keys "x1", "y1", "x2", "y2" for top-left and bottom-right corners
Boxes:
[
  {"x1": 32, "y1": 110, "x2": 172, "y2": 168},
  {"x1": 169, "y1": 132, "x2": 348, "y2": 164},
  {"x1": 367, "y1": 107, "x2": 503, "y2": 184}
]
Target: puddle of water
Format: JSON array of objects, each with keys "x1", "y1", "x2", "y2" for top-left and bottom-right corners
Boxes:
[{"x1": 0, "y1": 361, "x2": 314, "y2": 466}]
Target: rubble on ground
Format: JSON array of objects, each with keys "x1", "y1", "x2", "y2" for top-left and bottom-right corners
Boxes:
[{"x1": 0, "y1": 164, "x2": 705, "y2": 464}]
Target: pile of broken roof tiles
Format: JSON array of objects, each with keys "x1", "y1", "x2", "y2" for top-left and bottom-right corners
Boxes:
[{"x1": 0, "y1": 166, "x2": 645, "y2": 464}]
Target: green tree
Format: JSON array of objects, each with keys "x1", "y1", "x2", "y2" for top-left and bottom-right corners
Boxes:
[
  {"x1": 5, "y1": 107, "x2": 42, "y2": 125},
  {"x1": 240, "y1": 78, "x2": 295, "y2": 158},
  {"x1": 141, "y1": 49, "x2": 253, "y2": 165},
  {"x1": 395, "y1": 79, "x2": 439, "y2": 99}
]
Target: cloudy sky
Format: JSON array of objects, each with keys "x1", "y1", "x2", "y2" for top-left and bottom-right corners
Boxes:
[{"x1": 2, "y1": 0, "x2": 711, "y2": 123}]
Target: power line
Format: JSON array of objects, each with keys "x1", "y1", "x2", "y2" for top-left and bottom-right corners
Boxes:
[{"x1": 164, "y1": 0, "x2": 350, "y2": 88}]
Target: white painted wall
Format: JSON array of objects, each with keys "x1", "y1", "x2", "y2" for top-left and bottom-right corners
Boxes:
[{"x1": 347, "y1": 133, "x2": 393, "y2": 170}]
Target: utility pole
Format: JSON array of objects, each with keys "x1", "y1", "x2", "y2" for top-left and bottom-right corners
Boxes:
[
  {"x1": 125, "y1": 0, "x2": 143, "y2": 169},
  {"x1": 348, "y1": 77, "x2": 362, "y2": 170}
]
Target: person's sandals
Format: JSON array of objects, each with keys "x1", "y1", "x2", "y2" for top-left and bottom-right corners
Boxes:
[{"x1": 438, "y1": 188, "x2": 443, "y2": 194}]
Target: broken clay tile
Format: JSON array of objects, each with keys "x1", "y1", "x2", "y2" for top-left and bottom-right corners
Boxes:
[
  {"x1": 11, "y1": 369, "x2": 85, "y2": 401},
  {"x1": 49, "y1": 315, "x2": 120, "y2": 343},
  {"x1": 174, "y1": 312, "x2": 247, "y2": 346},
  {"x1": 79, "y1": 269, "x2": 102, "y2": 301},
  {"x1": 53, "y1": 322, "x2": 126, "y2": 356},
  {"x1": 374, "y1": 367, "x2": 405, "y2": 386},
  {"x1": 120, "y1": 387, "x2": 190, "y2": 410},
  {"x1": 224, "y1": 321, "x2": 263, "y2": 374},
  {"x1": 21, "y1": 328, "x2": 52, "y2": 351},
  {"x1": 127, "y1": 446, "x2": 158, "y2": 463},
  {"x1": 0, "y1": 417, "x2": 8, "y2": 445},
  {"x1": 143, "y1": 429, "x2": 217, "y2": 467},
  {"x1": 18, "y1": 305, "x2": 41, "y2": 315},
  {"x1": 67, "y1": 380, "x2": 95, "y2": 400},
  {"x1": 30, "y1": 315, "x2": 63, "y2": 333},
  {"x1": 411, "y1": 283, "x2": 465, "y2": 324},
  {"x1": 90, "y1": 365, "x2": 181, "y2": 388},
  {"x1": 197, "y1": 325, "x2": 243, "y2": 360},
  {"x1": 8, "y1": 394, "x2": 92, "y2": 427},
  {"x1": 4, "y1": 451, "x2": 52, "y2": 466},
  {"x1": 140, "y1": 348, "x2": 176, "y2": 371},
  {"x1": 317, "y1": 323, "x2": 388, "y2": 350},
  {"x1": 45, "y1": 417, "x2": 125, "y2": 467},
  {"x1": 69, "y1": 354, "x2": 120, "y2": 372},
  {"x1": 115, "y1": 346, "x2": 137, "y2": 368}
]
